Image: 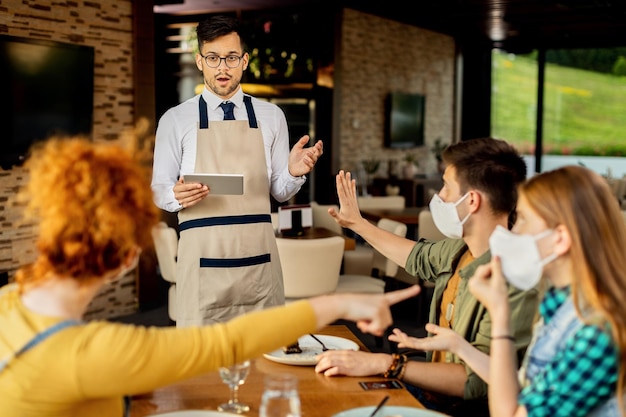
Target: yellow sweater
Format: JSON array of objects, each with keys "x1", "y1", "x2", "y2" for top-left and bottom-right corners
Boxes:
[{"x1": 0, "y1": 284, "x2": 316, "y2": 417}]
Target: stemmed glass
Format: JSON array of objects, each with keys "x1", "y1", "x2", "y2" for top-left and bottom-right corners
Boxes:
[{"x1": 218, "y1": 360, "x2": 251, "y2": 414}]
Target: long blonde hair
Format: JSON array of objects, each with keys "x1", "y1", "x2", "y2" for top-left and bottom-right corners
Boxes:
[
  {"x1": 15, "y1": 136, "x2": 160, "y2": 287},
  {"x1": 521, "y1": 165, "x2": 626, "y2": 409}
]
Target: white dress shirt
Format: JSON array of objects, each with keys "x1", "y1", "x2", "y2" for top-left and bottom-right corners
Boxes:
[{"x1": 152, "y1": 86, "x2": 306, "y2": 212}]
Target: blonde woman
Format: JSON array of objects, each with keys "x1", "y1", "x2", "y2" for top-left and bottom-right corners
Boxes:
[{"x1": 390, "y1": 165, "x2": 626, "y2": 417}]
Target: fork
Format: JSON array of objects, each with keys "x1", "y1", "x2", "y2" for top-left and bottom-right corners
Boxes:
[
  {"x1": 369, "y1": 395, "x2": 390, "y2": 417},
  {"x1": 309, "y1": 334, "x2": 331, "y2": 351}
]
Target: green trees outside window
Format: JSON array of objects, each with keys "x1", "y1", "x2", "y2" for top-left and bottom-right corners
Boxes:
[{"x1": 491, "y1": 47, "x2": 626, "y2": 158}]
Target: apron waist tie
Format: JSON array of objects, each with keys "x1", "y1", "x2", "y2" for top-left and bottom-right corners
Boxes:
[
  {"x1": 180, "y1": 214, "x2": 271, "y2": 232},
  {"x1": 200, "y1": 253, "x2": 271, "y2": 268}
]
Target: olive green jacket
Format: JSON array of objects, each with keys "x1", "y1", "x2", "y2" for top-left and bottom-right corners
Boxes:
[{"x1": 405, "y1": 238, "x2": 540, "y2": 400}]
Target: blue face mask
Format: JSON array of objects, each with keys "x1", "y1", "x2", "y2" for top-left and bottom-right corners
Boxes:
[{"x1": 428, "y1": 192, "x2": 471, "y2": 239}]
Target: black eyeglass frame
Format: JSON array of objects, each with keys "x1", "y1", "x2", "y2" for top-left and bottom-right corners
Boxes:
[{"x1": 200, "y1": 53, "x2": 244, "y2": 68}]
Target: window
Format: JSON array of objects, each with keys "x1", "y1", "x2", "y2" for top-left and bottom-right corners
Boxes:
[
  {"x1": 491, "y1": 47, "x2": 626, "y2": 176},
  {"x1": 491, "y1": 49, "x2": 537, "y2": 156}
]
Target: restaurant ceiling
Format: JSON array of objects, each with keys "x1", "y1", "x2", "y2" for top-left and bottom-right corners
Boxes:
[{"x1": 153, "y1": 0, "x2": 626, "y2": 50}]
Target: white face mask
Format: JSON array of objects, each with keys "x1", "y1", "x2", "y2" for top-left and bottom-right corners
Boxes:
[
  {"x1": 429, "y1": 193, "x2": 471, "y2": 239},
  {"x1": 489, "y1": 225, "x2": 558, "y2": 291}
]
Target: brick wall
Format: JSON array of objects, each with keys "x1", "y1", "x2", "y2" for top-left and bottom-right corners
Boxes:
[
  {"x1": 0, "y1": 0, "x2": 139, "y2": 318},
  {"x1": 336, "y1": 9, "x2": 455, "y2": 177},
  {"x1": 0, "y1": 5, "x2": 455, "y2": 318}
]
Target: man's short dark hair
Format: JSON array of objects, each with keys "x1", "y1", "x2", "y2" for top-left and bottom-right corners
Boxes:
[
  {"x1": 196, "y1": 15, "x2": 246, "y2": 52},
  {"x1": 442, "y1": 137, "x2": 527, "y2": 217}
]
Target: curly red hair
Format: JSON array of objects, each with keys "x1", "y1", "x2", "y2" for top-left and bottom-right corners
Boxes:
[{"x1": 15, "y1": 136, "x2": 159, "y2": 288}]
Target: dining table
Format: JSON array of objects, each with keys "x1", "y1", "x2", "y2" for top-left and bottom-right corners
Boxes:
[
  {"x1": 129, "y1": 324, "x2": 424, "y2": 416},
  {"x1": 277, "y1": 226, "x2": 356, "y2": 251}
]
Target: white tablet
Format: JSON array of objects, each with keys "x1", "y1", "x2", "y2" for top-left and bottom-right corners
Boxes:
[{"x1": 183, "y1": 173, "x2": 244, "y2": 195}]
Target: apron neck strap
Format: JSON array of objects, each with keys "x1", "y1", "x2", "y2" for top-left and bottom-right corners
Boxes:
[
  {"x1": 198, "y1": 95, "x2": 258, "y2": 129},
  {"x1": 243, "y1": 95, "x2": 258, "y2": 128}
]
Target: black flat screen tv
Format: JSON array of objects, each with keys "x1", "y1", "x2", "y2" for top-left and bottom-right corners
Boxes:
[
  {"x1": 0, "y1": 35, "x2": 94, "y2": 169},
  {"x1": 384, "y1": 92, "x2": 425, "y2": 149}
]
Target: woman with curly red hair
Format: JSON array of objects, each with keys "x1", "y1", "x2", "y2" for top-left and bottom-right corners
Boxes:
[{"x1": 0, "y1": 136, "x2": 419, "y2": 417}]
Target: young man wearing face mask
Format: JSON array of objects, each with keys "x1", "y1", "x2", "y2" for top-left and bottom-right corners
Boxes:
[
  {"x1": 315, "y1": 137, "x2": 540, "y2": 416},
  {"x1": 389, "y1": 165, "x2": 626, "y2": 417}
]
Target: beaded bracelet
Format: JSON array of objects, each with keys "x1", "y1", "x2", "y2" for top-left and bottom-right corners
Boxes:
[
  {"x1": 382, "y1": 354, "x2": 400, "y2": 378},
  {"x1": 396, "y1": 357, "x2": 408, "y2": 381},
  {"x1": 491, "y1": 335, "x2": 515, "y2": 341},
  {"x1": 383, "y1": 353, "x2": 408, "y2": 379}
]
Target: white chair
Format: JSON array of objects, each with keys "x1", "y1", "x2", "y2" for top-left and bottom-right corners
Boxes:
[
  {"x1": 151, "y1": 221, "x2": 178, "y2": 322},
  {"x1": 343, "y1": 196, "x2": 407, "y2": 275},
  {"x1": 335, "y1": 271, "x2": 386, "y2": 294},
  {"x1": 311, "y1": 201, "x2": 373, "y2": 276},
  {"x1": 337, "y1": 218, "x2": 407, "y2": 294},
  {"x1": 343, "y1": 215, "x2": 409, "y2": 276},
  {"x1": 417, "y1": 209, "x2": 446, "y2": 241},
  {"x1": 370, "y1": 218, "x2": 408, "y2": 278},
  {"x1": 275, "y1": 236, "x2": 345, "y2": 301},
  {"x1": 310, "y1": 201, "x2": 342, "y2": 235}
]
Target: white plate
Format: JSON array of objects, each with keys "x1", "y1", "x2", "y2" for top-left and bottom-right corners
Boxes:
[
  {"x1": 332, "y1": 405, "x2": 450, "y2": 417},
  {"x1": 263, "y1": 334, "x2": 359, "y2": 366},
  {"x1": 148, "y1": 411, "x2": 241, "y2": 417}
]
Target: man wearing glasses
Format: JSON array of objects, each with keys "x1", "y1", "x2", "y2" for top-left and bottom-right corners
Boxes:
[{"x1": 151, "y1": 15, "x2": 324, "y2": 326}]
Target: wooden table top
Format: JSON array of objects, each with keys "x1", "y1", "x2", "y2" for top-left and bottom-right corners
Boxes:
[
  {"x1": 129, "y1": 325, "x2": 423, "y2": 416},
  {"x1": 277, "y1": 227, "x2": 356, "y2": 251},
  {"x1": 360, "y1": 207, "x2": 426, "y2": 226}
]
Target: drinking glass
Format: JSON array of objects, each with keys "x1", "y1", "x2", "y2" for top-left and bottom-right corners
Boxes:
[
  {"x1": 218, "y1": 360, "x2": 251, "y2": 414},
  {"x1": 259, "y1": 373, "x2": 301, "y2": 417}
]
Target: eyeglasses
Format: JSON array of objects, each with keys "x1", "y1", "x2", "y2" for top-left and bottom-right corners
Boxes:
[{"x1": 201, "y1": 54, "x2": 243, "y2": 68}]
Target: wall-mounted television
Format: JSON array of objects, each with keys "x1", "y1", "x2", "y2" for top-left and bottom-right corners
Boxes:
[
  {"x1": 384, "y1": 92, "x2": 425, "y2": 149},
  {"x1": 0, "y1": 35, "x2": 94, "y2": 169}
]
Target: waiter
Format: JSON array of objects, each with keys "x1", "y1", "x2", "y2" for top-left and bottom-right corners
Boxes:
[{"x1": 151, "y1": 15, "x2": 323, "y2": 326}]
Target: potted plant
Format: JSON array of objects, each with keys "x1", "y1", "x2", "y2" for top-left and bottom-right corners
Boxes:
[
  {"x1": 361, "y1": 158, "x2": 381, "y2": 178},
  {"x1": 361, "y1": 158, "x2": 381, "y2": 195},
  {"x1": 430, "y1": 138, "x2": 449, "y2": 173},
  {"x1": 402, "y1": 152, "x2": 420, "y2": 179}
]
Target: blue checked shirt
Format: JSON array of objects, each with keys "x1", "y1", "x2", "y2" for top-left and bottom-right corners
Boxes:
[{"x1": 519, "y1": 286, "x2": 618, "y2": 417}]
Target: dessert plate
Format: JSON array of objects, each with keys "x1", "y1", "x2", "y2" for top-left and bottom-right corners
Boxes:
[
  {"x1": 149, "y1": 411, "x2": 242, "y2": 417},
  {"x1": 263, "y1": 334, "x2": 359, "y2": 366},
  {"x1": 331, "y1": 405, "x2": 450, "y2": 417}
]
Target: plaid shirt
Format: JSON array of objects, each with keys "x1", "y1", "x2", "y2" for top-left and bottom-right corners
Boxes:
[{"x1": 519, "y1": 286, "x2": 618, "y2": 417}]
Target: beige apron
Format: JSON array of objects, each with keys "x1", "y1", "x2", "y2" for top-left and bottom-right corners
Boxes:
[{"x1": 176, "y1": 95, "x2": 284, "y2": 326}]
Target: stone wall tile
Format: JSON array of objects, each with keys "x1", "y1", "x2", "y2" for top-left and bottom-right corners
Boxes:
[
  {"x1": 0, "y1": 0, "x2": 136, "y2": 319},
  {"x1": 338, "y1": 9, "x2": 455, "y2": 175}
]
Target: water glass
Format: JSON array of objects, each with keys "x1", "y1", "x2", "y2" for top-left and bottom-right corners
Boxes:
[{"x1": 259, "y1": 373, "x2": 301, "y2": 417}]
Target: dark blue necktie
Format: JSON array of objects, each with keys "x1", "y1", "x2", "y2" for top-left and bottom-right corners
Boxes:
[{"x1": 219, "y1": 101, "x2": 235, "y2": 120}]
